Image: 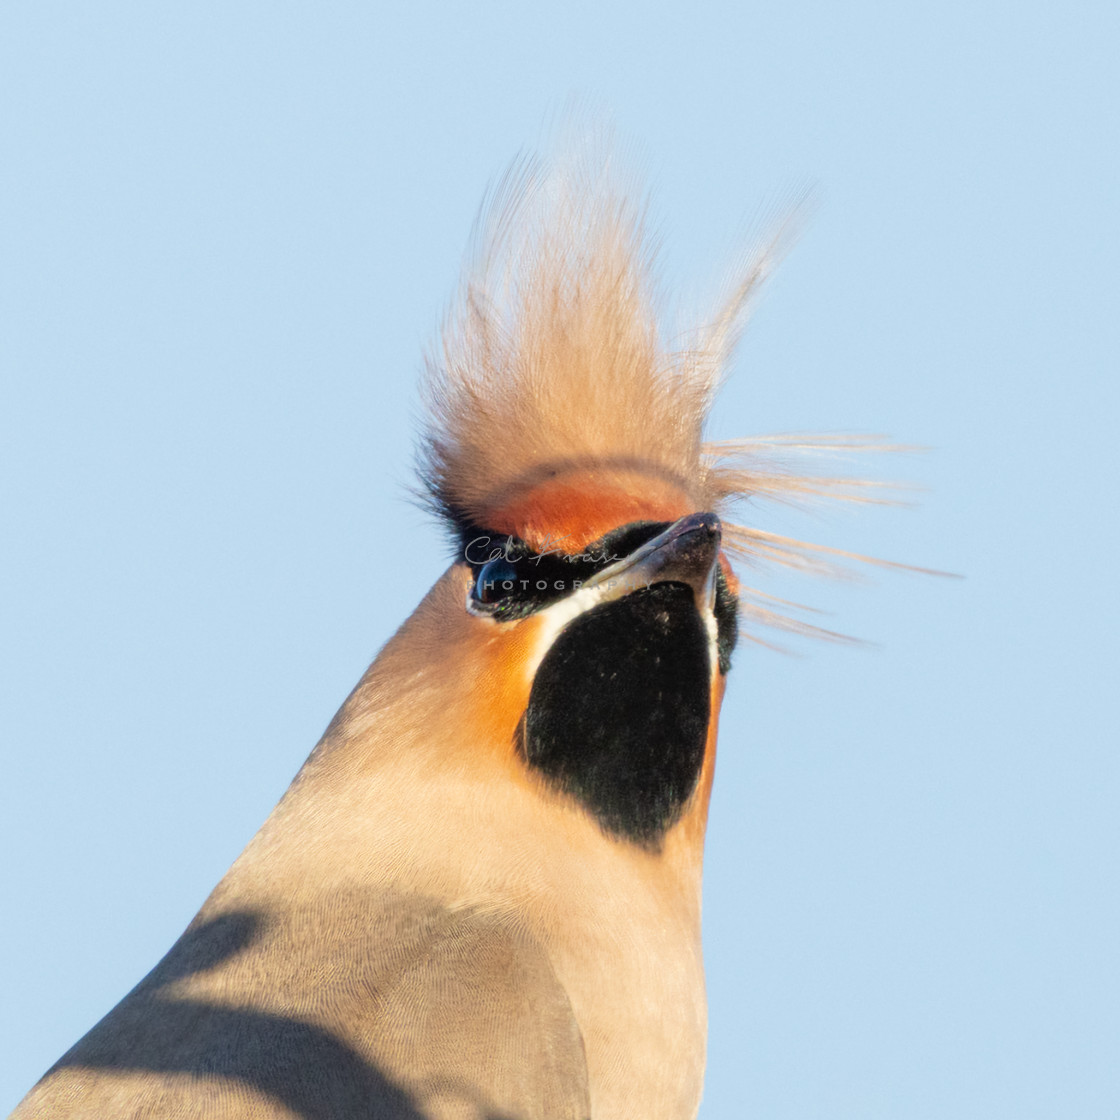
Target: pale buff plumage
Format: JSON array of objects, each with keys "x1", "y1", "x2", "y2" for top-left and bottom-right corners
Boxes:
[{"x1": 11, "y1": 146, "x2": 904, "y2": 1120}]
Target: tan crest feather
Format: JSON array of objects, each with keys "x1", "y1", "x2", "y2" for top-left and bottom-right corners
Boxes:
[{"x1": 420, "y1": 147, "x2": 921, "y2": 640}]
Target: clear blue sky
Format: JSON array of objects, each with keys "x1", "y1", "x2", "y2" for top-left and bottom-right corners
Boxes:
[{"x1": 2, "y1": 3, "x2": 1116, "y2": 1116}]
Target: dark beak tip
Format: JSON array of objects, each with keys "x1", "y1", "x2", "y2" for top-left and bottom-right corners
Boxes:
[
  {"x1": 674, "y1": 511, "x2": 722, "y2": 547},
  {"x1": 649, "y1": 513, "x2": 722, "y2": 583}
]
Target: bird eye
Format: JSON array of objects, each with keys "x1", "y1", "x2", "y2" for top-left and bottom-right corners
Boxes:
[{"x1": 473, "y1": 557, "x2": 520, "y2": 604}]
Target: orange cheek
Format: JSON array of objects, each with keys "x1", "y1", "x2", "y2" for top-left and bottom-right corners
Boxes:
[
  {"x1": 462, "y1": 613, "x2": 550, "y2": 768},
  {"x1": 677, "y1": 671, "x2": 725, "y2": 846}
]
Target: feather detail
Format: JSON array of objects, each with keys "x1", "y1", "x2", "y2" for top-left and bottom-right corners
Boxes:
[
  {"x1": 420, "y1": 152, "x2": 710, "y2": 526},
  {"x1": 419, "y1": 145, "x2": 929, "y2": 641}
]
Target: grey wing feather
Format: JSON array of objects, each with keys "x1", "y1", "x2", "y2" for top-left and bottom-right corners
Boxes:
[{"x1": 9, "y1": 896, "x2": 590, "y2": 1120}]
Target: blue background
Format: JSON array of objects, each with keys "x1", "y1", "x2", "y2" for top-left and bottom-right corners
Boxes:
[{"x1": 2, "y1": 3, "x2": 1116, "y2": 1116}]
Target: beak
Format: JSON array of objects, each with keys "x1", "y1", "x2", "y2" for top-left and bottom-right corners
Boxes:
[
  {"x1": 584, "y1": 512, "x2": 722, "y2": 614},
  {"x1": 514, "y1": 512, "x2": 727, "y2": 686}
]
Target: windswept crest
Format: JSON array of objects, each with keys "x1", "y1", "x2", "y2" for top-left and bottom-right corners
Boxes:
[{"x1": 420, "y1": 146, "x2": 914, "y2": 642}]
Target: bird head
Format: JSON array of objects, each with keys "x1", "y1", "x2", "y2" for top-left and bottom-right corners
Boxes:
[{"x1": 368, "y1": 152, "x2": 901, "y2": 865}]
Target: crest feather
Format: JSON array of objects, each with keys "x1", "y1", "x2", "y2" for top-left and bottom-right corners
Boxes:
[
  {"x1": 419, "y1": 146, "x2": 924, "y2": 640},
  {"x1": 421, "y1": 152, "x2": 715, "y2": 523}
]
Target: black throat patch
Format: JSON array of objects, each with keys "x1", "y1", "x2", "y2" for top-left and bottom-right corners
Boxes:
[{"x1": 520, "y1": 582, "x2": 711, "y2": 849}]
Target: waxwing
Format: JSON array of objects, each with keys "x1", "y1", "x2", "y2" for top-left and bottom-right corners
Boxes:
[{"x1": 11, "y1": 149, "x2": 903, "y2": 1120}]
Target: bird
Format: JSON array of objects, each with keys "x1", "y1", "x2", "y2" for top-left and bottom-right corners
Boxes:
[{"x1": 10, "y1": 146, "x2": 903, "y2": 1120}]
